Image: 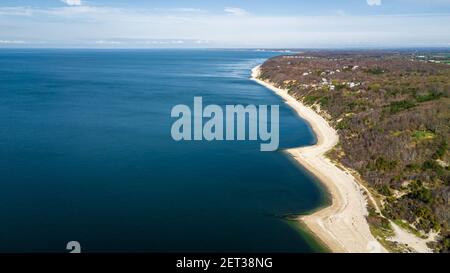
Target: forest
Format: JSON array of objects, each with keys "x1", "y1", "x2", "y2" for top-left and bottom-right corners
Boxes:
[{"x1": 259, "y1": 50, "x2": 450, "y2": 252}]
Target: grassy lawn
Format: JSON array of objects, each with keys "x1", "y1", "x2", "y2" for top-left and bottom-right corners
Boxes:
[{"x1": 412, "y1": 130, "x2": 436, "y2": 141}]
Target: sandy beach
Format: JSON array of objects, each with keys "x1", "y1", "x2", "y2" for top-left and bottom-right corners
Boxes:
[{"x1": 251, "y1": 65, "x2": 388, "y2": 253}]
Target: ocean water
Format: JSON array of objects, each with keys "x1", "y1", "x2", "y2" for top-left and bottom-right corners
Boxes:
[{"x1": 0, "y1": 49, "x2": 327, "y2": 253}]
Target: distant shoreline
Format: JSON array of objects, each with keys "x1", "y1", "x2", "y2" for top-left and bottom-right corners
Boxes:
[{"x1": 251, "y1": 65, "x2": 387, "y2": 253}]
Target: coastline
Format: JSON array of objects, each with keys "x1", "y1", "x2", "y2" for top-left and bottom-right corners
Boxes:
[{"x1": 251, "y1": 65, "x2": 388, "y2": 253}]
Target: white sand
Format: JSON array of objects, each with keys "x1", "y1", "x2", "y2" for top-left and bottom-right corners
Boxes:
[
  {"x1": 388, "y1": 220, "x2": 435, "y2": 253},
  {"x1": 251, "y1": 65, "x2": 388, "y2": 253}
]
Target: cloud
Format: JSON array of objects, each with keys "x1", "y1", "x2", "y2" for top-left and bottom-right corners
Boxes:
[
  {"x1": 0, "y1": 7, "x2": 33, "y2": 16},
  {"x1": 61, "y1": 0, "x2": 83, "y2": 6},
  {"x1": 1, "y1": 5, "x2": 450, "y2": 48},
  {"x1": 0, "y1": 40, "x2": 26, "y2": 44},
  {"x1": 151, "y1": 8, "x2": 205, "y2": 14},
  {"x1": 171, "y1": 8, "x2": 204, "y2": 13},
  {"x1": 94, "y1": 40, "x2": 121, "y2": 45},
  {"x1": 195, "y1": 40, "x2": 210, "y2": 44},
  {"x1": 224, "y1": 7, "x2": 248, "y2": 16},
  {"x1": 334, "y1": 9, "x2": 347, "y2": 16},
  {"x1": 367, "y1": 0, "x2": 382, "y2": 6},
  {"x1": 145, "y1": 40, "x2": 185, "y2": 45}
]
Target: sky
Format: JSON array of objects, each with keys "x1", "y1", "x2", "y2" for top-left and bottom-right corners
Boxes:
[{"x1": 1, "y1": 0, "x2": 450, "y2": 48}]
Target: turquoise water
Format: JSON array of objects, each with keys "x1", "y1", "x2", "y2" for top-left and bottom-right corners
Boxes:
[{"x1": 0, "y1": 49, "x2": 326, "y2": 253}]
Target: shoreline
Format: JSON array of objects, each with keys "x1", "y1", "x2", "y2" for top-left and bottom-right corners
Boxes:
[{"x1": 251, "y1": 65, "x2": 388, "y2": 253}]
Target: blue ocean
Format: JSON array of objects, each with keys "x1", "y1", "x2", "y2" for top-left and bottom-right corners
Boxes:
[{"x1": 0, "y1": 49, "x2": 327, "y2": 253}]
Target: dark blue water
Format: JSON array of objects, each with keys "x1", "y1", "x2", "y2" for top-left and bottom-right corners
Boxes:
[{"x1": 0, "y1": 49, "x2": 326, "y2": 253}]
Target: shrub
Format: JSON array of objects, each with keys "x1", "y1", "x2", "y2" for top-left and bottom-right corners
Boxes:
[
  {"x1": 408, "y1": 180, "x2": 433, "y2": 204},
  {"x1": 303, "y1": 95, "x2": 321, "y2": 105},
  {"x1": 375, "y1": 157, "x2": 398, "y2": 171},
  {"x1": 434, "y1": 141, "x2": 448, "y2": 159},
  {"x1": 319, "y1": 96, "x2": 330, "y2": 107},
  {"x1": 368, "y1": 83, "x2": 382, "y2": 91},
  {"x1": 422, "y1": 160, "x2": 445, "y2": 176},
  {"x1": 336, "y1": 120, "x2": 349, "y2": 130},
  {"x1": 416, "y1": 92, "x2": 443, "y2": 103},
  {"x1": 389, "y1": 100, "x2": 416, "y2": 113},
  {"x1": 367, "y1": 67, "x2": 385, "y2": 75},
  {"x1": 377, "y1": 184, "x2": 393, "y2": 196}
]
